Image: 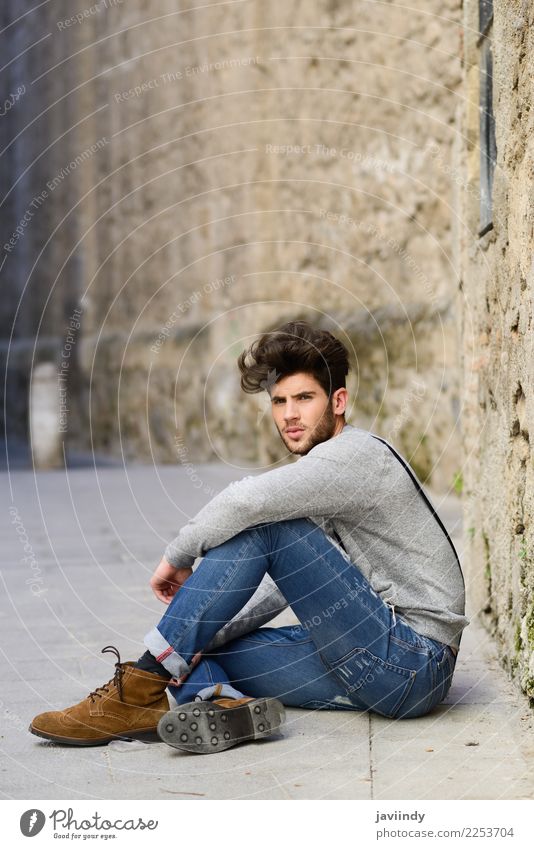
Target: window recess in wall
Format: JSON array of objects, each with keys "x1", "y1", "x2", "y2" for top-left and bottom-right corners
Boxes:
[{"x1": 478, "y1": 0, "x2": 496, "y2": 236}]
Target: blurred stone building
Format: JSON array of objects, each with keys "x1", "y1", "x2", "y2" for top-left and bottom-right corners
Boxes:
[
  {"x1": 2, "y1": 0, "x2": 534, "y2": 703},
  {"x1": 1, "y1": 0, "x2": 463, "y2": 490}
]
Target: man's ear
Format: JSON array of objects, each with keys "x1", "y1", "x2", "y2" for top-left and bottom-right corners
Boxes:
[{"x1": 332, "y1": 387, "x2": 348, "y2": 416}]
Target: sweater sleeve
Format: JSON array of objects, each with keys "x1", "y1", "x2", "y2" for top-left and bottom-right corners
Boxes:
[{"x1": 163, "y1": 445, "x2": 357, "y2": 568}]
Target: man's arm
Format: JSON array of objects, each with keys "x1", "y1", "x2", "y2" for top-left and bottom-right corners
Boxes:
[
  {"x1": 159, "y1": 433, "x2": 383, "y2": 646},
  {"x1": 163, "y1": 437, "x2": 380, "y2": 568}
]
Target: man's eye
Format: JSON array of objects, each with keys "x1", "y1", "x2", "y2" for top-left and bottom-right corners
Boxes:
[{"x1": 272, "y1": 395, "x2": 311, "y2": 403}]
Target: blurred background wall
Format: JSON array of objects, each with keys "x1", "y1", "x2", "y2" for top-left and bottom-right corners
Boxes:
[{"x1": 0, "y1": 0, "x2": 464, "y2": 488}]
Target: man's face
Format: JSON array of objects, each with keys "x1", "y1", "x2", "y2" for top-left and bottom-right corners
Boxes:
[{"x1": 269, "y1": 372, "x2": 347, "y2": 455}]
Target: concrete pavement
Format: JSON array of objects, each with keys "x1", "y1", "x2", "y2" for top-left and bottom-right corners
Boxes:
[{"x1": 1, "y1": 460, "x2": 533, "y2": 800}]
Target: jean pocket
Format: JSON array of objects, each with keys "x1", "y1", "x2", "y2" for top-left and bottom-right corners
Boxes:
[
  {"x1": 327, "y1": 647, "x2": 416, "y2": 718},
  {"x1": 441, "y1": 646, "x2": 456, "y2": 683},
  {"x1": 428, "y1": 647, "x2": 456, "y2": 708},
  {"x1": 438, "y1": 646, "x2": 456, "y2": 670}
]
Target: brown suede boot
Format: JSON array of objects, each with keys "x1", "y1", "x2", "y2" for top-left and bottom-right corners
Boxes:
[
  {"x1": 157, "y1": 683, "x2": 285, "y2": 754},
  {"x1": 29, "y1": 646, "x2": 170, "y2": 746}
]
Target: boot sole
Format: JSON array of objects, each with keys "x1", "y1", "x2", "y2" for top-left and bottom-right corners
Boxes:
[
  {"x1": 157, "y1": 697, "x2": 285, "y2": 754},
  {"x1": 28, "y1": 723, "x2": 160, "y2": 746}
]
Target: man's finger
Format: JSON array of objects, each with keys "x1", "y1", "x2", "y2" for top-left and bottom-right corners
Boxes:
[{"x1": 153, "y1": 586, "x2": 171, "y2": 604}]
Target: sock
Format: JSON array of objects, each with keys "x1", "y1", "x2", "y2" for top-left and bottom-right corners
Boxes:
[{"x1": 135, "y1": 650, "x2": 172, "y2": 680}]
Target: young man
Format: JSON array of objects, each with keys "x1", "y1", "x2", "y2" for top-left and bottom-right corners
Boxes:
[{"x1": 30, "y1": 320, "x2": 469, "y2": 753}]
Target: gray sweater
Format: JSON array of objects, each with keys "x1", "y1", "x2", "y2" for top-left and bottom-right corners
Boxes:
[{"x1": 164, "y1": 423, "x2": 469, "y2": 650}]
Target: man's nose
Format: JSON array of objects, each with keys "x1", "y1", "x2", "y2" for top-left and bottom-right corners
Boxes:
[{"x1": 283, "y1": 401, "x2": 299, "y2": 420}]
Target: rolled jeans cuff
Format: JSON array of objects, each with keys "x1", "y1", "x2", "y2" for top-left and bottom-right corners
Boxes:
[{"x1": 143, "y1": 626, "x2": 190, "y2": 679}]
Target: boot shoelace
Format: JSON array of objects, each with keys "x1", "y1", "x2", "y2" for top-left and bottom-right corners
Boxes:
[{"x1": 88, "y1": 645, "x2": 124, "y2": 703}]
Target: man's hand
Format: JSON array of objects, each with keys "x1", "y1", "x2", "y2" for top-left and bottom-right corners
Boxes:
[{"x1": 150, "y1": 557, "x2": 193, "y2": 604}]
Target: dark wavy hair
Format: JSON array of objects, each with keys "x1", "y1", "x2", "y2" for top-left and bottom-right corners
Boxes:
[{"x1": 237, "y1": 320, "x2": 350, "y2": 398}]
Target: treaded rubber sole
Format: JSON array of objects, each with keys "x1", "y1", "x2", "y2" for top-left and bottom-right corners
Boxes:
[
  {"x1": 157, "y1": 698, "x2": 286, "y2": 754},
  {"x1": 28, "y1": 724, "x2": 160, "y2": 746}
]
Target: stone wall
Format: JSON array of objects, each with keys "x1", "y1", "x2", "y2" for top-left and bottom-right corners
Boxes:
[
  {"x1": 1, "y1": 0, "x2": 464, "y2": 491},
  {"x1": 458, "y1": 0, "x2": 534, "y2": 699}
]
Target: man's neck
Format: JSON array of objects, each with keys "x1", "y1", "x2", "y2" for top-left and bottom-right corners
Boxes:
[{"x1": 332, "y1": 417, "x2": 347, "y2": 438}]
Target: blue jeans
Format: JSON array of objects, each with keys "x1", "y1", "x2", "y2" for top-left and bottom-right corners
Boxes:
[{"x1": 144, "y1": 518, "x2": 456, "y2": 719}]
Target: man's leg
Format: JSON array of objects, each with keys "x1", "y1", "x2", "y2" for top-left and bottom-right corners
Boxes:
[
  {"x1": 168, "y1": 657, "x2": 237, "y2": 704},
  {"x1": 170, "y1": 625, "x2": 362, "y2": 710},
  {"x1": 29, "y1": 518, "x2": 450, "y2": 747},
  {"x1": 145, "y1": 518, "x2": 444, "y2": 719}
]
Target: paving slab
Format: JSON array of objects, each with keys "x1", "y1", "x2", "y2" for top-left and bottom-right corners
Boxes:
[{"x1": 1, "y1": 461, "x2": 533, "y2": 799}]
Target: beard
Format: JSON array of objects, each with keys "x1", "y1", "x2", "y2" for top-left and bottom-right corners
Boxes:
[{"x1": 279, "y1": 403, "x2": 337, "y2": 456}]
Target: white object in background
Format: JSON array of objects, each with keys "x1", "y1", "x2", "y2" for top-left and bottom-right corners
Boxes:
[{"x1": 29, "y1": 362, "x2": 63, "y2": 469}]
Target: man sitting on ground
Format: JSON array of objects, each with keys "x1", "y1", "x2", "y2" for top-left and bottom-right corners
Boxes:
[{"x1": 30, "y1": 320, "x2": 468, "y2": 753}]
